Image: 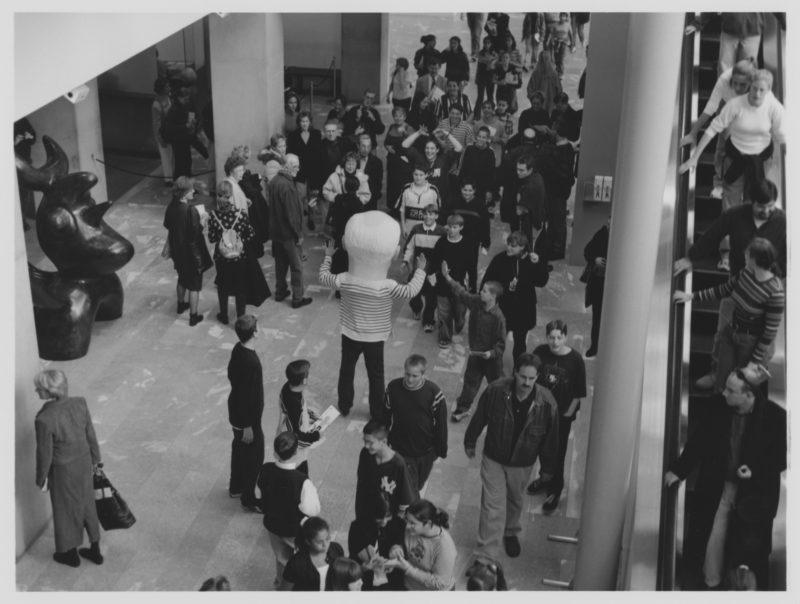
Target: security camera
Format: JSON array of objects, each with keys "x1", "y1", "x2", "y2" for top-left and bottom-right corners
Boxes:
[{"x1": 64, "y1": 85, "x2": 90, "y2": 104}]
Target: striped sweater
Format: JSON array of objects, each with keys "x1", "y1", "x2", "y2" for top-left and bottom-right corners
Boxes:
[
  {"x1": 694, "y1": 267, "x2": 784, "y2": 363},
  {"x1": 319, "y1": 254, "x2": 426, "y2": 342}
]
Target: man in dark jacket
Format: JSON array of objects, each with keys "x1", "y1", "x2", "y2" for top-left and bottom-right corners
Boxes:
[
  {"x1": 356, "y1": 133, "x2": 384, "y2": 212},
  {"x1": 267, "y1": 154, "x2": 312, "y2": 308},
  {"x1": 227, "y1": 315, "x2": 265, "y2": 512},
  {"x1": 664, "y1": 369, "x2": 786, "y2": 589},
  {"x1": 500, "y1": 153, "x2": 547, "y2": 246},
  {"x1": 342, "y1": 89, "x2": 386, "y2": 148},
  {"x1": 464, "y1": 353, "x2": 559, "y2": 560}
]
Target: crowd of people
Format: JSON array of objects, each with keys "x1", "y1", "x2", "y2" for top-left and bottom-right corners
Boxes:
[{"x1": 33, "y1": 12, "x2": 787, "y2": 593}]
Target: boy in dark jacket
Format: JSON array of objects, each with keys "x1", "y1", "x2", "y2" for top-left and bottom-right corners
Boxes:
[
  {"x1": 227, "y1": 315, "x2": 265, "y2": 512},
  {"x1": 430, "y1": 214, "x2": 472, "y2": 347},
  {"x1": 447, "y1": 177, "x2": 492, "y2": 292},
  {"x1": 440, "y1": 263, "x2": 507, "y2": 422},
  {"x1": 258, "y1": 431, "x2": 321, "y2": 590}
]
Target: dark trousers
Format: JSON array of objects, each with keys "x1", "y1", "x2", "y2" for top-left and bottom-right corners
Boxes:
[
  {"x1": 455, "y1": 355, "x2": 504, "y2": 412},
  {"x1": 548, "y1": 414, "x2": 575, "y2": 496},
  {"x1": 338, "y1": 335, "x2": 385, "y2": 419},
  {"x1": 172, "y1": 142, "x2": 192, "y2": 178},
  {"x1": 218, "y1": 291, "x2": 246, "y2": 320},
  {"x1": 230, "y1": 425, "x2": 265, "y2": 507},
  {"x1": 546, "y1": 194, "x2": 568, "y2": 260},
  {"x1": 391, "y1": 98, "x2": 412, "y2": 113},
  {"x1": 511, "y1": 327, "x2": 530, "y2": 362},
  {"x1": 272, "y1": 239, "x2": 304, "y2": 301},
  {"x1": 409, "y1": 279, "x2": 437, "y2": 325},
  {"x1": 589, "y1": 294, "x2": 603, "y2": 350},
  {"x1": 401, "y1": 449, "x2": 437, "y2": 493}
]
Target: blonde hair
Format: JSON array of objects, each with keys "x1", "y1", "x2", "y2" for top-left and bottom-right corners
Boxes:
[
  {"x1": 34, "y1": 369, "x2": 69, "y2": 398},
  {"x1": 751, "y1": 69, "x2": 773, "y2": 89}
]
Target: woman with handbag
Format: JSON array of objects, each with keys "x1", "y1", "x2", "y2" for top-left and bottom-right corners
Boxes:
[
  {"x1": 482, "y1": 231, "x2": 549, "y2": 361},
  {"x1": 34, "y1": 370, "x2": 104, "y2": 568}
]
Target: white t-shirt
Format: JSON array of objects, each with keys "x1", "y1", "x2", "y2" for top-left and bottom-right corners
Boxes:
[
  {"x1": 317, "y1": 564, "x2": 329, "y2": 591},
  {"x1": 708, "y1": 92, "x2": 785, "y2": 154}
]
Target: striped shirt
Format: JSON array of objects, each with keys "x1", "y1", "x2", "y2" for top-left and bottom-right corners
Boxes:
[
  {"x1": 436, "y1": 118, "x2": 475, "y2": 150},
  {"x1": 402, "y1": 222, "x2": 446, "y2": 268},
  {"x1": 694, "y1": 267, "x2": 785, "y2": 363},
  {"x1": 319, "y1": 255, "x2": 426, "y2": 342}
]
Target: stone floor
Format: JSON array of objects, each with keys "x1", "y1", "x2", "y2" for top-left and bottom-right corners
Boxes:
[{"x1": 17, "y1": 15, "x2": 601, "y2": 592}]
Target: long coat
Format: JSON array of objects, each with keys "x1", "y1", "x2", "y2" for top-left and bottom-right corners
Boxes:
[{"x1": 35, "y1": 396, "x2": 102, "y2": 551}]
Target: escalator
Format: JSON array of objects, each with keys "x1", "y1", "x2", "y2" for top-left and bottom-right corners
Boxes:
[{"x1": 662, "y1": 12, "x2": 787, "y2": 592}]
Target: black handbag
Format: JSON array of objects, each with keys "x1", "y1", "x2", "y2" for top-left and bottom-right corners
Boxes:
[{"x1": 93, "y1": 467, "x2": 136, "y2": 530}]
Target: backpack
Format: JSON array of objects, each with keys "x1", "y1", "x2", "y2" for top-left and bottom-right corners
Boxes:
[{"x1": 212, "y1": 211, "x2": 244, "y2": 259}]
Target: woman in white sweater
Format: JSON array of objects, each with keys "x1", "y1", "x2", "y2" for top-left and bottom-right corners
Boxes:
[
  {"x1": 680, "y1": 69, "x2": 785, "y2": 208},
  {"x1": 384, "y1": 499, "x2": 456, "y2": 590}
]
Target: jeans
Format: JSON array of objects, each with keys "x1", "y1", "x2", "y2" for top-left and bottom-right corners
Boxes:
[
  {"x1": 717, "y1": 32, "x2": 761, "y2": 75},
  {"x1": 272, "y1": 239, "x2": 305, "y2": 301},
  {"x1": 714, "y1": 322, "x2": 775, "y2": 392},
  {"x1": 338, "y1": 335, "x2": 385, "y2": 419},
  {"x1": 230, "y1": 425, "x2": 265, "y2": 507},
  {"x1": 703, "y1": 481, "x2": 738, "y2": 587},
  {"x1": 455, "y1": 356, "x2": 504, "y2": 413},
  {"x1": 409, "y1": 279, "x2": 437, "y2": 325},
  {"x1": 476, "y1": 455, "x2": 532, "y2": 559},
  {"x1": 402, "y1": 449, "x2": 437, "y2": 493},
  {"x1": 268, "y1": 531, "x2": 295, "y2": 590},
  {"x1": 437, "y1": 293, "x2": 466, "y2": 344}
]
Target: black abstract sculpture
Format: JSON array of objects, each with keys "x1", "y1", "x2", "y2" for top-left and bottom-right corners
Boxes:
[{"x1": 17, "y1": 136, "x2": 134, "y2": 360}]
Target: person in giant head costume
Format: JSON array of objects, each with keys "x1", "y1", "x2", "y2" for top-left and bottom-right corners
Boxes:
[{"x1": 320, "y1": 211, "x2": 427, "y2": 419}]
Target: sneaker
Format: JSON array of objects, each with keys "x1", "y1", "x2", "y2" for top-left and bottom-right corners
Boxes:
[
  {"x1": 53, "y1": 549, "x2": 81, "y2": 567},
  {"x1": 695, "y1": 373, "x2": 716, "y2": 390},
  {"x1": 542, "y1": 493, "x2": 561, "y2": 512},
  {"x1": 291, "y1": 297, "x2": 313, "y2": 309},
  {"x1": 710, "y1": 186, "x2": 723, "y2": 199},
  {"x1": 177, "y1": 301, "x2": 190, "y2": 314},
  {"x1": 503, "y1": 535, "x2": 521, "y2": 558},
  {"x1": 189, "y1": 313, "x2": 204, "y2": 326},
  {"x1": 424, "y1": 324, "x2": 434, "y2": 333},
  {"x1": 526, "y1": 478, "x2": 549, "y2": 495},
  {"x1": 274, "y1": 293, "x2": 289, "y2": 302},
  {"x1": 216, "y1": 312, "x2": 229, "y2": 325},
  {"x1": 451, "y1": 408, "x2": 471, "y2": 422},
  {"x1": 438, "y1": 340, "x2": 451, "y2": 349},
  {"x1": 78, "y1": 545, "x2": 104, "y2": 565},
  {"x1": 242, "y1": 502, "x2": 263, "y2": 514}
]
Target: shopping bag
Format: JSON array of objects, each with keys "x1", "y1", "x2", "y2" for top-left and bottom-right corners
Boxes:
[{"x1": 94, "y1": 467, "x2": 136, "y2": 530}]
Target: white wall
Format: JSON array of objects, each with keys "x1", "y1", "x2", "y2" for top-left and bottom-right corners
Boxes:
[{"x1": 282, "y1": 13, "x2": 341, "y2": 69}]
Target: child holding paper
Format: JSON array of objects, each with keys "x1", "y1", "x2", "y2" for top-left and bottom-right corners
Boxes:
[{"x1": 278, "y1": 360, "x2": 321, "y2": 447}]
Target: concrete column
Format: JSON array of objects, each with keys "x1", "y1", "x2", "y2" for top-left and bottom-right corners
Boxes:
[
  {"x1": 341, "y1": 14, "x2": 383, "y2": 101},
  {"x1": 572, "y1": 13, "x2": 685, "y2": 590},
  {"x1": 208, "y1": 13, "x2": 284, "y2": 176},
  {"x1": 28, "y1": 81, "x2": 108, "y2": 206},
  {"x1": 15, "y1": 186, "x2": 50, "y2": 558}
]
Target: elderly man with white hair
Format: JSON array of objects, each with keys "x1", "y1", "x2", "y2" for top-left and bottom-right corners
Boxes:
[
  {"x1": 319, "y1": 211, "x2": 428, "y2": 419},
  {"x1": 268, "y1": 153, "x2": 311, "y2": 308}
]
